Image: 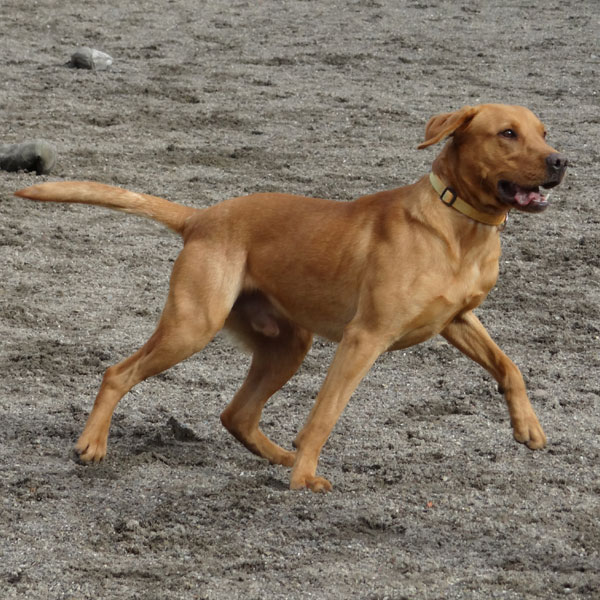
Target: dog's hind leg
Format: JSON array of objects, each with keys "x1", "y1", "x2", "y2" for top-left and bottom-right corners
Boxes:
[
  {"x1": 220, "y1": 314, "x2": 313, "y2": 467},
  {"x1": 74, "y1": 245, "x2": 243, "y2": 463}
]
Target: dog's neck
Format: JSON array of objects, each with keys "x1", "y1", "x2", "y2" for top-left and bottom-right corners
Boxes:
[{"x1": 429, "y1": 172, "x2": 507, "y2": 228}]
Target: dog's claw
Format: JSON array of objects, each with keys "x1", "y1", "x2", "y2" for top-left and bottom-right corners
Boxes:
[
  {"x1": 70, "y1": 447, "x2": 87, "y2": 465},
  {"x1": 525, "y1": 437, "x2": 546, "y2": 450}
]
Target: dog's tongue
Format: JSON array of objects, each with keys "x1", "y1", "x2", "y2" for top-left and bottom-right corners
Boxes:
[{"x1": 515, "y1": 186, "x2": 545, "y2": 207}]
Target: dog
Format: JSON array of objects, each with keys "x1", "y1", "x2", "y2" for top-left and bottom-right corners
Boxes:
[{"x1": 15, "y1": 104, "x2": 567, "y2": 492}]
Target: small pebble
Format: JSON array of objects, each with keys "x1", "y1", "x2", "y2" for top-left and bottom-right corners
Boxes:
[{"x1": 69, "y1": 47, "x2": 113, "y2": 71}]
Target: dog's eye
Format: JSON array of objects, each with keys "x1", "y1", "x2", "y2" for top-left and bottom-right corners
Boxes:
[{"x1": 499, "y1": 129, "x2": 517, "y2": 139}]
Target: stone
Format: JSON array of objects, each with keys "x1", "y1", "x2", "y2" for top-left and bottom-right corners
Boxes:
[
  {"x1": 69, "y1": 47, "x2": 113, "y2": 70},
  {"x1": 0, "y1": 139, "x2": 57, "y2": 175}
]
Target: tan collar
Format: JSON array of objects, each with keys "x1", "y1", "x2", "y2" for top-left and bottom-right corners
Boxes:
[{"x1": 429, "y1": 172, "x2": 507, "y2": 227}]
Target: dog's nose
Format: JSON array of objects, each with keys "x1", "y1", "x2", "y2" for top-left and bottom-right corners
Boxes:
[{"x1": 546, "y1": 153, "x2": 568, "y2": 175}]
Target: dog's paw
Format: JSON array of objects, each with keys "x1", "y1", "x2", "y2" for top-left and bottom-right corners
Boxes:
[
  {"x1": 513, "y1": 414, "x2": 547, "y2": 450},
  {"x1": 290, "y1": 474, "x2": 333, "y2": 493},
  {"x1": 73, "y1": 435, "x2": 107, "y2": 463},
  {"x1": 268, "y1": 449, "x2": 296, "y2": 468}
]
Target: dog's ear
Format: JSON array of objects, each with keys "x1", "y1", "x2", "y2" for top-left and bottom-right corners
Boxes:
[{"x1": 417, "y1": 106, "x2": 478, "y2": 149}]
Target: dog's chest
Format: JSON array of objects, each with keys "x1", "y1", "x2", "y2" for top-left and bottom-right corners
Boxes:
[
  {"x1": 388, "y1": 247, "x2": 500, "y2": 349},
  {"x1": 455, "y1": 257, "x2": 498, "y2": 309},
  {"x1": 445, "y1": 246, "x2": 500, "y2": 309}
]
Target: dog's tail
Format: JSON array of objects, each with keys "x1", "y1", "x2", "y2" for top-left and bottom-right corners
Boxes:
[{"x1": 14, "y1": 181, "x2": 196, "y2": 235}]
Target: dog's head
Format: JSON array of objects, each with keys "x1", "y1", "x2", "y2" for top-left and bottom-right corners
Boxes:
[{"x1": 419, "y1": 104, "x2": 568, "y2": 214}]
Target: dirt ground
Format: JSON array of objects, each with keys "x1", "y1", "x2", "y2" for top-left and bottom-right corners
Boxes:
[{"x1": 1, "y1": 1, "x2": 599, "y2": 598}]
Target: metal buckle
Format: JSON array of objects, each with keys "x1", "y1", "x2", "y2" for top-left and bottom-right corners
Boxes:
[{"x1": 440, "y1": 187, "x2": 457, "y2": 206}]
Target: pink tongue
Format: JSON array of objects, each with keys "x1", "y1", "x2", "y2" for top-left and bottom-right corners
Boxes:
[{"x1": 515, "y1": 188, "x2": 543, "y2": 206}]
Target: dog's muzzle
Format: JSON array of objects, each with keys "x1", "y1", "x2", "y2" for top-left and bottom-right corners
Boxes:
[{"x1": 497, "y1": 152, "x2": 568, "y2": 213}]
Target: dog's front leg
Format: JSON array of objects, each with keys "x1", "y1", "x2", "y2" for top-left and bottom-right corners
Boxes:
[
  {"x1": 290, "y1": 325, "x2": 387, "y2": 492},
  {"x1": 441, "y1": 311, "x2": 546, "y2": 449}
]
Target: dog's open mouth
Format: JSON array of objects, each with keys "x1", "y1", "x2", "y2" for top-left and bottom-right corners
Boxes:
[{"x1": 497, "y1": 180, "x2": 556, "y2": 212}]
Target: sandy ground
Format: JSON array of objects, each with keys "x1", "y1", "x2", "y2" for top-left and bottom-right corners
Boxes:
[{"x1": 1, "y1": 1, "x2": 599, "y2": 598}]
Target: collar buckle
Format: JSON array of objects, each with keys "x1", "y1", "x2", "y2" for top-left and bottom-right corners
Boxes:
[
  {"x1": 439, "y1": 186, "x2": 458, "y2": 207},
  {"x1": 429, "y1": 172, "x2": 507, "y2": 229}
]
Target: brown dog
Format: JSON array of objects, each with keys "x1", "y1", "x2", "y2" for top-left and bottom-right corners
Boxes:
[{"x1": 15, "y1": 104, "x2": 567, "y2": 492}]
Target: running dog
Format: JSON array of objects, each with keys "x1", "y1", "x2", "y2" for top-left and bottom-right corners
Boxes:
[{"x1": 15, "y1": 104, "x2": 567, "y2": 492}]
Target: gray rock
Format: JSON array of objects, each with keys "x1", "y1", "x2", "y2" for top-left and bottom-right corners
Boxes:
[
  {"x1": 69, "y1": 46, "x2": 113, "y2": 70},
  {"x1": 0, "y1": 139, "x2": 57, "y2": 175}
]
